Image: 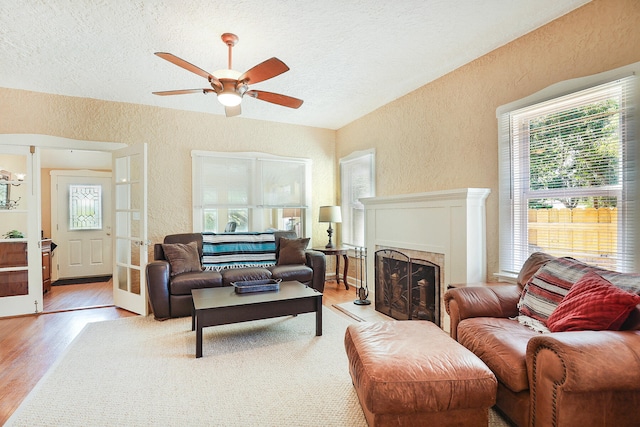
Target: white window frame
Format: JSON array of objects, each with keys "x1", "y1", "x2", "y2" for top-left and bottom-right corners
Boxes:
[
  {"x1": 497, "y1": 62, "x2": 640, "y2": 276},
  {"x1": 192, "y1": 151, "x2": 312, "y2": 236},
  {"x1": 340, "y1": 149, "x2": 375, "y2": 247}
]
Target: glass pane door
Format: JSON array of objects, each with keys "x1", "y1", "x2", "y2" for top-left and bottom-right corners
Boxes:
[
  {"x1": 0, "y1": 146, "x2": 42, "y2": 317},
  {"x1": 112, "y1": 143, "x2": 148, "y2": 315}
]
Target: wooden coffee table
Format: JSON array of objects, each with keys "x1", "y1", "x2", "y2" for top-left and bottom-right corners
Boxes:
[{"x1": 191, "y1": 281, "x2": 323, "y2": 358}]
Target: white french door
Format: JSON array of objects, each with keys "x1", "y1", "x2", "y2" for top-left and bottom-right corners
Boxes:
[
  {"x1": 112, "y1": 143, "x2": 148, "y2": 315},
  {"x1": 0, "y1": 145, "x2": 42, "y2": 317}
]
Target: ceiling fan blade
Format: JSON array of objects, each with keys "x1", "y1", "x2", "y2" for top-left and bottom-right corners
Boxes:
[
  {"x1": 154, "y1": 52, "x2": 222, "y2": 90},
  {"x1": 246, "y1": 90, "x2": 303, "y2": 109},
  {"x1": 238, "y1": 57, "x2": 289, "y2": 85},
  {"x1": 152, "y1": 89, "x2": 215, "y2": 96},
  {"x1": 225, "y1": 104, "x2": 241, "y2": 117}
]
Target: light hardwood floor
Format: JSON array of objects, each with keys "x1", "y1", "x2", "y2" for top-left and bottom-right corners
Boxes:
[
  {"x1": 0, "y1": 279, "x2": 362, "y2": 424},
  {"x1": 43, "y1": 280, "x2": 114, "y2": 312}
]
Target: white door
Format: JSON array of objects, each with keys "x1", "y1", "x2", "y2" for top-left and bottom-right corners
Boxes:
[
  {"x1": 112, "y1": 143, "x2": 148, "y2": 315},
  {"x1": 0, "y1": 145, "x2": 43, "y2": 317},
  {"x1": 51, "y1": 171, "x2": 112, "y2": 280}
]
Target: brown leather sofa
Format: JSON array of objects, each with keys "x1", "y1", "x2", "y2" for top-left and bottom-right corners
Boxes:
[
  {"x1": 444, "y1": 254, "x2": 640, "y2": 427},
  {"x1": 146, "y1": 231, "x2": 326, "y2": 320}
]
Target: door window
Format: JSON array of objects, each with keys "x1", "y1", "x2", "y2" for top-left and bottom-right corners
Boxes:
[{"x1": 69, "y1": 184, "x2": 103, "y2": 230}]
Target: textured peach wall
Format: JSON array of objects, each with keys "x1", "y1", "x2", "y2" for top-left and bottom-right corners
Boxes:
[
  {"x1": 0, "y1": 90, "x2": 336, "y2": 247},
  {"x1": 336, "y1": 0, "x2": 640, "y2": 278}
]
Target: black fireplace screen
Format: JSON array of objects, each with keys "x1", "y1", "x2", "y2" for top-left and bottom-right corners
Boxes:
[{"x1": 375, "y1": 249, "x2": 440, "y2": 325}]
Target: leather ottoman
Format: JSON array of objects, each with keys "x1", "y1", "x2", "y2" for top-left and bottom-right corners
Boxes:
[{"x1": 344, "y1": 321, "x2": 497, "y2": 426}]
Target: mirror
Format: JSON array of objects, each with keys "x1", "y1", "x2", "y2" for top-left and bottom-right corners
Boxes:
[{"x1": 0, "y1": 170, "x2": 9, "y2": 210}]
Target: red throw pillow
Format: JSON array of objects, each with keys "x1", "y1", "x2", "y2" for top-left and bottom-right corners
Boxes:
[{"x1": 547, "y1": 271, "x2": 640, "y2": 332}]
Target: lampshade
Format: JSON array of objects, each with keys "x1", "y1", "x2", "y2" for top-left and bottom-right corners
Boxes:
[
  {"x1": 283, "y1": 208, "x2": 300, "y2": 218},
  {"x1": 318, "y1": 206, "x2": 342, "y2": 223}
]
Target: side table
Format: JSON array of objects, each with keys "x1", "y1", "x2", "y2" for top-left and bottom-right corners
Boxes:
[{"x1": 312, "y1": 247, "x2": 349, "y2": 290}]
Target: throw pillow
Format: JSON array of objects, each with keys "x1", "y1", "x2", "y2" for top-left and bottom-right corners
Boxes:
[
  {"x1": 277, "y1": 237, "x2": 309, "y2": 265},
  {"x1": 546, "y1": 271, "x2": 640, "y2": 332},
  {"x1": 162, "y1": 241, "x2": 202, "y2": 276},
  {"x1": 517, "y1": 257, "x2": 593, "y2": 325}
]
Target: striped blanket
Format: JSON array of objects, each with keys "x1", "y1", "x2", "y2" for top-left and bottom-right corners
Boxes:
[{"x1": 202, "y1": 232, "x2": 276, "y2": 272}]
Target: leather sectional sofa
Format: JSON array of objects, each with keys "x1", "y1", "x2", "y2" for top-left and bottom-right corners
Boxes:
[
  {"x1": 444, "y1": 253, "x2": 640, "y2": 427},
  {"x1": 146, "y1": 231, "x2": 326, "y2": 320}
]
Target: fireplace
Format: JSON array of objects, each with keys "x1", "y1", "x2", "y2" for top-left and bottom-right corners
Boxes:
[
  {"x1": 361, "y1": 188, "x2": 490, "y2": 331},
  {"x1": 375, "y1": 249, "x2": 440, "y2": 325}
]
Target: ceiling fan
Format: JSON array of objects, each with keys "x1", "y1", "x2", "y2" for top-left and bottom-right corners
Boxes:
[{"x1": 152, "y1": 33, "x2": 303, "y2": 117}]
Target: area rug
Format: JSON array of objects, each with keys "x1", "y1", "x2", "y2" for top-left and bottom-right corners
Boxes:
[
  {"x1": 8, "y1": 308, "x2": 510, "y2": 426},
  {"x1": 8, "y1": 308, "x2": 365, "y2": 426}
]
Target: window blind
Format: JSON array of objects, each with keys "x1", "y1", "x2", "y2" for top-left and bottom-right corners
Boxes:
[
  {"x1": 192, "y1": 151, "x2": 310, "y2": 233},
  {"x1": 499, "y1": 74, "x2": 637, "y2": 273},
  {"x1": 340, "y1": 150, "x2": 375, "y2": 247}
]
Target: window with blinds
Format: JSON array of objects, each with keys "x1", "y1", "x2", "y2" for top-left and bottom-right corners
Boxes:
[
  {"x1": 340, "y1": 150, "x2": 375, "y2": 247},
  {"x1": 498, "y1": 70, "x2": 638, "y2": 274},
  {"x1": 192, "y1": 151, "x2": 311, "y2": 234}
]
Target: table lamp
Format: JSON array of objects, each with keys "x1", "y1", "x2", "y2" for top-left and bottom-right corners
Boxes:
[
  {"x1": 319, "y1": 206, "x2": 342, "y2": 248},
  {"x1": 283, "y1": 208, "x2": 300, "y2": 231}
]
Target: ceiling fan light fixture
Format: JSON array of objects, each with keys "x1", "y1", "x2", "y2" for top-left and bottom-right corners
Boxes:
[{"x1": 217, "y1": 90, "x2": 242, "y2": 107}]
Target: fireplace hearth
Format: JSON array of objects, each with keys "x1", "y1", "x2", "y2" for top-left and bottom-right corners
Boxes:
[{"x1": 375, "y1": 249, "x2": 440, "y2": 326}]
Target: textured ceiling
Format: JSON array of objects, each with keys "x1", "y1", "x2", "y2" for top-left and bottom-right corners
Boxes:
[{"x1": 0, "y1": 0, "x2": 591, "y2": 130}]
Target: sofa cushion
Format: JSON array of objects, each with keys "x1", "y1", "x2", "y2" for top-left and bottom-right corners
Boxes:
[
  {"x1": 517, "y1": 252, "x2": 556, "y2": 288},
  {"x1": 269, "y1": 265, "x2": 313, "y2": 283},
  {"x1": 162, "y1": 233, "x2": 203, "y2": 257},
  {"x1": 594, "y1": 268, "x2": 640, "y2": 295},
  {"x1": 546, "y1": 271, "x2": 640, "y2": 332},
  {"x1": 277, "y1": 237, "x2": 309, "y2": 265},
  {"x1": 518, "y1": 257, "x2": 593, "y2": 325},
  {"x1": 221, "y1": 267, "x2": 272, "y2": 287},
  {"x1": 162, "y1": 241, "x2": 202, "y2": 277},
  {"x1": 458, "y1": 317, "x2": 539, "y2": 393},
  {"x1": 169, "y1": 270, "x2": 222, "y2": 295}
]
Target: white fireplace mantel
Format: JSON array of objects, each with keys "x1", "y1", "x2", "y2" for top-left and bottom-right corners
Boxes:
[{"x1": 361, "y1": 188, "x2": 490, "y2": 328}]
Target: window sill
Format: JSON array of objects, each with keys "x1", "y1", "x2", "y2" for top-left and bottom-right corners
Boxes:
[{"x1": 493, "y1": 272, "x2": 517, "y2": 284}]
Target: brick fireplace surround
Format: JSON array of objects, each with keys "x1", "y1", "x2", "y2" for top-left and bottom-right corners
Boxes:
[{"x1": 361, "y1": 188, "x2": 490, "y2": 331}]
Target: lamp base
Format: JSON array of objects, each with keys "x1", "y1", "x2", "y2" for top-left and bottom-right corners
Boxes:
[
  {"x1": 354, "y1": 299, "x2": 371, "y2": 305},
  {"x1": 325, "y1": 223, "x2": 334, "y2": 248}
]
